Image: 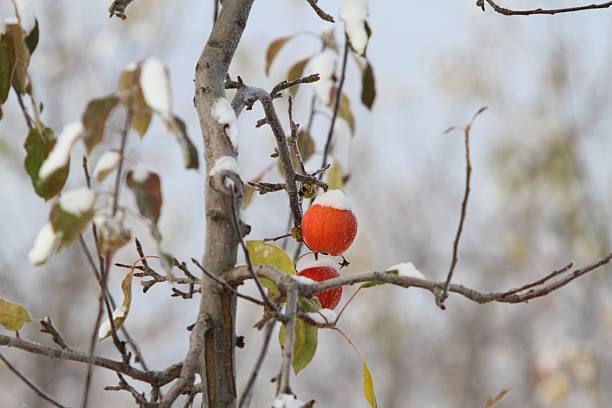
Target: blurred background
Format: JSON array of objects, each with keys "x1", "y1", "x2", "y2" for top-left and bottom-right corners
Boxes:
[{"x1": 1, "y1": 0, "x2": 612, "y2": 406}]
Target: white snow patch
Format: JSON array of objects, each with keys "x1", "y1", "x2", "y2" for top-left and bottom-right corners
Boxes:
[
  {"x1": 209, "y1": 155, "x2": 240, "y2": 177},
  {"x1": 12, "y1": 0, "x2": 36, "y2": 32},
  {"x1": 292, "y1": 275, "x2": 317, "y2": 285},
  {"x1": 298, "y1": 258, "x2": 339, "y2": 272},
  {"x1": 140, "y1": 58, "x2": 173, "y2": 120},
  {"x1": 93, "y1": 151, "x2": 120, "y2": 182},
  {"x1": 308, "y1": 308, "x2": 337, "y2": 325},
  {"x1": 272, "y1": 394, "x2": 307, "y2": 408},
  {"x1": 212, "y1": 98, "x2": 239, "y2": 148},
  {"x1": 131, "y1": 165, "x2": 150, "y2": 183},
  {"x1": 28, "y1": 223, "x2": 58, "y2": 266},
  {"x1": 307, "y1": 50, "x2": 336, "y2": 105},
  {"x1": 313, "y1": 189, "x2": 351, "y2": 211},
  {"x1": 125, "y1": 61, "x2": 139, "y2": 71},
  {"x1": 98, "y1": 305, "x2": 128, "y2": 339},
  {"x1": 39, "y1": 122, "x2": 84, "y2": 180},
  {"x1": 340, "y1": 0, "x2": 369, "y2": 55},
  {"x1": 59, "y1": 187, "x2": 95, "y2": 215},
  {"x1": 387, "y1": 262, "x2": 424, "y2": 279}
]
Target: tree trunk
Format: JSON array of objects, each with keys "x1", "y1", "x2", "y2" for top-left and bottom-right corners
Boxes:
[{"x1": 194, "y1": 1, "x2": 254, "y2": 407}]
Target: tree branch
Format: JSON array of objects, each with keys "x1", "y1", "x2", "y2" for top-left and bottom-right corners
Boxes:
[{"x1": 478, "y1": 0, "x2": 612, "y2": 15}]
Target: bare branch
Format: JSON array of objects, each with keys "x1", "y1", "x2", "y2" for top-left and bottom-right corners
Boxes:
[
  {"x1": 305, "y1": 0, "x2": 335, "y2": 22},
  {"x1": 39, "y1": 317, "x2": 71, "y2": 350},
  {"x1": 277, "y1": 284, "x2": 298, "y2": 396},
  {"x1": 478, "y1": 0, "x2": 612, "y2": 15},
  {"x1": 108, "y1": 0, "x2": 134, "y2": 19},
  {"x1": 0, "y1": 352, "x2": 68, "y2": 408}
]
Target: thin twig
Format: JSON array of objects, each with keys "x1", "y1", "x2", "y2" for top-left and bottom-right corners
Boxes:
[
  {"x1": 305, "y1": 0, "x2": 335, "y2": 22},
  {"x1": 0, "y1": 352, "x2": 68, "y2": 408},
  {"x1": 479, "y1": 0, "x2": 612, "y2": 16},
  {"x1": 39, "y1": 317, "x2": 71, "y2": 350}
]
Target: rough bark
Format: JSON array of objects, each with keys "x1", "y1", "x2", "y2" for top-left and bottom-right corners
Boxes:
[{"x1": 194, "y1": 1, "x2": 254, "y2": 407}]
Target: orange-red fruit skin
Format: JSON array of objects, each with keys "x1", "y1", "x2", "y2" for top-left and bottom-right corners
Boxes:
[
  {"x1": 301, "y1": 205, "x2": 357, "y2": 256},
  {"x1": 298, "y1": 266, "x2": 342, "y2": 310}
]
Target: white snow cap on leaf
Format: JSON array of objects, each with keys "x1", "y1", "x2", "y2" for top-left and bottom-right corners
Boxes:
[
  {"x1": 292, "y1": 275, "x2": 317, "y2": 285},
  {"x1": 59, "y1": 187, "x2": 95, "y2": 215},
  {"x1": 212, "y1": 97, "x2": 239, "y2": 149},
  {"x1": 272, "y1": 394, "x2": 307, "y2": 408},
  {"x1": 131, "y1": 165, "x2": 151, "y2": 183},
  {"x1": 308, "y1": 308, "x2": 337, "y2": 324},
  {"x1": 28, "y1": 223, "x2": 58, "y2": 266},
  {"x1": 387, "y1": 262, "x2": 424, "y2": 279},
  {"x1": 13, "y1": 0, "x2": 36, "y2": 32},
  {"x1": 298, "y1": 258, "x2": 339, "y2": 272},
  {"x1": 209, "y1": 155, "x2": 240, "y2": 177},
  {"x1": 340, "y1": 0, "x2": 369, "y2": 55},
  {"x1": 38, "y1": 121, "x2": 84, "y2": 180},
  {"x1": 93, "y1": 151, "x2": 121, "y2": 182},
  {"x1": 313, "y1": 189, "x2": 351, "y2": 211},
  {"x1": 307, "y1": 49, "x2": 336, "y2": 105},
  {"x1": 98, "y1": 305, "x2": 128, "y2": 339},
  {"x1": 140, "y1": 58, "x2": 173, "y2": 120}
]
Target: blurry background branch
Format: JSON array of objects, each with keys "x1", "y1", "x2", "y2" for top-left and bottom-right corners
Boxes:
[{"x1": 478, "y1": 0, "x2": 612, "y2": 15}]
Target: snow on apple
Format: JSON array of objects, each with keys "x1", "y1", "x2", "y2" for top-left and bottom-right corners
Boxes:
[
  {"x1": 39, "y1": 121, "x2": 84, "y2": 180},
  {"x1": 308, "y1": 308, "x2": 337, "y2": 324},
  {"x1": 140, "y1": 58, "x2": 173, "y2": 120},
  {"x1": 340, "y1": 0, "x2": 369, "y2": 55},
  {"x1": 28, "y1": 223, "x2": 58, "y2": 266},
  {"x1": 93, "y1": 151, "x2": 121, "y2": 182},
  {"x1": 59, "y1": 187, "x2": 95, "y2": 215},
  {"x1": 387, "y1": 262, "x2": 424, "y2": 279},
  {"x1": 212, "y1": 97, "x2": 239, "y2": 149},
  {"x1": 313, "y1": 189, "x2": 352, "y2": 210},
  {"x1": 307, "y1": 49, "x2": 336, "y2": 105}
]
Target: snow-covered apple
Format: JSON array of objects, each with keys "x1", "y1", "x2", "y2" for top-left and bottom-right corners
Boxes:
[{"x1": 298, "y1": 259, "x2": 343, "y2": 310}]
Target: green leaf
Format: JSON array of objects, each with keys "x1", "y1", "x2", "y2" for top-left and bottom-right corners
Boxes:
[
  {"x1": 326, "y1": 161, "x2": 344, "y2": 190},
  {"x1": 361, "y1": 62, "x2": 376, "y2": 109},
  {"x1": 297, "y1": 130, "x2": 315, "y2": 162},
  {"x1": 119, "y1": 66, "x2": 152, "y2": 138},
  {"x1": 287, "y1": 58, "x2": 309, "y2": 96},
  {"x1": 246, "y1": 241, "x2": 295, "y2": 276},
  {"x1": 99, "y1": 271, "x2": 133, "y2": 339},
  {"x1": 361, "y1": 360, "x2": 378, "y2": 407},
  {"x1": 265, "y1": 36, "x2": 294, "y2": 76},
  {"x1": 298, "y1": 296, "x2": 321, "y2": 313},
  {"x1": 169, "y1": 116, "x2": 199, "y2": 170},
  {"x1": 0, "y1": 299, "x2": 33, "y2": 331},
  {"x1": 0, "y1": 34, "x2": 16, "y2": 104},
  {"x1": 338, "y1": 93, "x2": 355, "y2": 135},
  {"x1": 279, "y1": 318, "x2": 318, "y2": 375},
  {"x1": 81, "y1": 95, "x2": 120, "y2": 153},
  {"x1": 24, "y1": 19, "x2": 39, "y2": 55},
  {"x1": 126, "y1": 169, "x2": 162, "y2": 223},
  {"x1": 23, "y1": 128, "x2": 69, "y2": 201},
  {"x1": 361, "y1": 269, "x2": 398, "y2": 289},
  {"x1": 50, "y1": 202, "x2": 94, "y2": 248}
]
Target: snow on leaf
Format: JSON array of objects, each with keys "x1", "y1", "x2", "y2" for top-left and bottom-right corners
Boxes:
[
  {"x1": 93, "y1": 214, "x2": 131, "y2": 254},
  {"x1": 23, "y1": 127, "x2": 69, "y2": 200},
  {"x1": 211, "y1": 97, "x2": 239, "y2": 150},
  {"x1": 99, "y1": 271, "x2": 133, "y2": 339},
  {"x1": 0, "y1": 298, "x2": 33, "y2": 331},
  {"x1": 265, "y1": 35, "x2": 294, "y2": 76},
  {"x1": 59, "y1": 187, "x2": 95, "y2": 216},
  {"x1": 51, "y1": 190, "x2": 95, "y2": 248},
  {"x1": 28, "y1": 222, "x2": 58, "y2": 265},
  {"x1": 340, "y1": 0, "x2": 371, "y2": 56},
  {"x1": 38, "y1": 121, "x2": 83, "y2": 180},
  {"x1": 140, "y1": 58, "x2": 172, "y2": 121},
  {"x1": 126, "y1": 168, "x2": 162, "y2": 223},
  {"x1": 307, "y1": 50, "x2": 336, "y2": 105},
  {"x1": 93, "y1": 151, "x2": 120, "y2": 183},
  {"x1": 387, "y1": 262, "x2": 424, "y2": 279},
  {"x1": 307, "y1": 308, "x2": 337, "y2": 325},
  {"x1": 81, "y1": 95, "x2": 119, "y2": 153}
]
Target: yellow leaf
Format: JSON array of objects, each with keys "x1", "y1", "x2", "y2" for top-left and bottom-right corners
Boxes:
[
  {"x1": 246, "y1": 241, "x2": 295, "y2": 276},
  {"x1": 362, "y1": 361, "x2": 378, "y2": 408},
  {"x1": 0, "y1": 299, "x2": 33, "y2": 331},
  {"x1": 326, "y1": 162, "x2": 343, "y2": 190},
  {"x1": 99, "y1": 271, "x2": 132, "y2": 340},
  {"x1": 265, "y1": 36, "x2": 294, "y2": 76}
]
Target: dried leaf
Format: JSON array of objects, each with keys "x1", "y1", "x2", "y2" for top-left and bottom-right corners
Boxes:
[
  {"x1": 297, "y1": 130, "x2": 315, "y2": 162},
  {"x1": 169, "y1": 116, "x2": 199, "y2": 170},
  {"x1": 326, "y1": 161, "x2": 344, "y2": 190},
  {"x1": 361, "y1": 61, "x2": 376, "y2": 109},
  {"x1": 265, "y1": 36, "x2": 294, "y2": 76},
  {"x1": 24, "y1": 19, "x2": 39, "y2": 55},
  {"x1": 0, "y1": 299, "x2": 33, "y2": 331},
  {"x1": 81, "y1": 95, "x2": 120, "y2": 153},
  {"x1": 119, "y1": 66, "x2": 152, "y2": 138},
  {"x1": 126, "y1": 169, "x2": 162, "y2": 223},
  {"x1": 0, "y1": 34, "x2": 16, "y2": 104},
  {"x1": 287, "y1": 58, "x2": 310, "y2": 96},
  {"x1": 5, "y1": 24, "x2": 30, "y2": 94},
  {"x1": 338, "y1": 93, "x2": 355, "y2": 135},
  {"x1": 99, "y1": 271, "x2": 133, "y2": 339}
]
